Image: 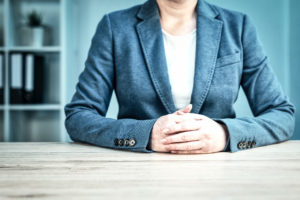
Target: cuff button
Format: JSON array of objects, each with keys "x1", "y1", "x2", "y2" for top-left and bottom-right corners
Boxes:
[
  {"x1": 129, "y1": 139, "x2": 136, "y2": 147},
  {"x1": 114, "y1": 139, "x2": 119, "y2": 146},
  {"x1": 124, "y1": 139, "x2": 130, "y2": 146},
  {"x1": 242, "y1": 142, "x2": 247, "y2": 149},
  {"x1": 118, "y1": 139, "x2": 124, "y2": 146},
  {"x1": 247, "y1": 142, "x2": 252, "y2": 148},
  {"x1": 238, "y1": 142, "x2": 243, "y2": 149}
]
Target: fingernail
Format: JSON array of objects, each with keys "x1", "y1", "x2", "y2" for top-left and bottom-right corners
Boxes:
[{"x1": 161, "y1": 139, "x2": 167, "y2": 143}]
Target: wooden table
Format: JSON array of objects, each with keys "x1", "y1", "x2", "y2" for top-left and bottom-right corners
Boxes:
[{"x1": 0, "y1": 141, "x2": 300, "y2": 200}]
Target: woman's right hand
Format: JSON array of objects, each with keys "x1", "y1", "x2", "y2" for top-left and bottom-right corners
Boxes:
[{"x1": 150, "y1": 104, "x2": 204, "y2": 152}]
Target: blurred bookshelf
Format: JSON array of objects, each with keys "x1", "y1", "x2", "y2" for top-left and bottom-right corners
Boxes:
[{"x1": 0, "y1": 0, "x2": 66, "y2": 142}]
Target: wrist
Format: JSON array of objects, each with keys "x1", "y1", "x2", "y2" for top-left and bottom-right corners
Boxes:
[
  {"x1": 220, "y1": 123, "x2": 229, "y2": 140},
  {"x1": 218, "y1": 122, "x2": 230, "y2": 152}
]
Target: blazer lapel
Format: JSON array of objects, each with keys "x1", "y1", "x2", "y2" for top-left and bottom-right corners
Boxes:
[
  {"x1": 190, "y1": 0, "x2": 223, "y2": 114},
  {"x1": 136, "y1": 0, "x2": 177, "y2": 114},
  {"x1": 136, "y1": 0, "x2": 223, "y2": 114}
]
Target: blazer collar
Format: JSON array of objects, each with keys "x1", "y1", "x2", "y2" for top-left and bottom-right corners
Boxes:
[{"x1": 136, "y1": 0, "x2": 223, "y2": 114}]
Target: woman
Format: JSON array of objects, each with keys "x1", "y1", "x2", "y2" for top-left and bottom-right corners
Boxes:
[{"x1": 65, "y1": 0, "x2": 295, "y2": 154}]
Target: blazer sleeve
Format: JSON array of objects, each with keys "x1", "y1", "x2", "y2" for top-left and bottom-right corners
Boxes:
[
  {"x1": 218, "y1": 15, "x2": 296, "y2": 152},
  {"x1": 64, "y1": 15, "x2": 157, "y2": 152}
]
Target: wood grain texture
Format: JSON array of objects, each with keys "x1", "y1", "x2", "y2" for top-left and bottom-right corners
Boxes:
[{"x1": 0, "y1": 141, "x2": 300, "y2": 200}]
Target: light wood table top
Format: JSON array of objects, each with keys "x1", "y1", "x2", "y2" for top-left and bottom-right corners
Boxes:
[{"x1": 0, "y1": 141, "x2": 300, "y2": 200}]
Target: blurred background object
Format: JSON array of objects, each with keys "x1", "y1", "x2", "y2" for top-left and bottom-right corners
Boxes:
[{"x1": 0, "y1": 0, "x2": 299, "y2": 142}]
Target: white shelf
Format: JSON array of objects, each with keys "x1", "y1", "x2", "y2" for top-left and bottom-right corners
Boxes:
[
  {"x1": 0, "y1": 0, "x2": 3, "y2": 47},
  {"x1": 9, "y1": 104, "x2": 61, "y2": 110},
  {"x1": 0, "y1": 0, "x2": 67, "y2": 142},
  {"x1": 10, "y1": 110, "x2": 61, "y2": 142},
  {"x1": 7, "y1": 46, "x2": 61, "y2": 52}
]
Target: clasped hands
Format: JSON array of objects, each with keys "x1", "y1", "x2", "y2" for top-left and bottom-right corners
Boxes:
[{"x1": 151, "y1": 104, "x2": 229, "y2": 154}]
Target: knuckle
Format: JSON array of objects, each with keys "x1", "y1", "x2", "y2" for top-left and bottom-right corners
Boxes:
[
  {"x1": 195, "y1": 121, "x2": 202, "y2": 128},
  {"x1": 169, "y1": 145, "x2": 175, "y2": 150},
  {"x1": 204, "y1": 133, "x2": 211, "y2": 140},
  {"x1": 182, "y1": 124, "x2": 188, "y2": 130},
  {"x1": 166, "y1": 137, "x2": 172, "y2": 143},
  {"x1": 173, "y1": 145, "x2": 179, "y2": 151},
  {"x1": 186, "y1": 144, "x2": 193, "y2": 150},
  {"x1": 164, "y1": 145, "x2": 170, "y2": 151},
  {"x1": 163, "y1": 115, "x2": 170, "y2": 122},
  {"x1": 176, "y1": 124, "x2": 182, "y2": 131},
  {"x1": 191, "y1": 132, "x2": 198, "y2": 140},
  {"x1": 180, "y1": 134, "x2": 186, "y2": 141}
]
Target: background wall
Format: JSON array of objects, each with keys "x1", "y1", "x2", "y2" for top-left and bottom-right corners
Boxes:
[
  {"x1": 66, "y1": 0, "x2": 300, "y2": 139},
  {"x1": 290, "y1": 0, "x2": 300, "y2": 139}
]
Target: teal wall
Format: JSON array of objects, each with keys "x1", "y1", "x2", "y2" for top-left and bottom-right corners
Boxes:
[
  {"x1": 290, "y1": 0, "x2": 300, "y2": 139},
  {"x1": 66, "y1": 0, "x2": 300, "y2": 139}
]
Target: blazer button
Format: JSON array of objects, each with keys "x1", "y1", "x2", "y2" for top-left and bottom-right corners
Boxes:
[
  {"x1": 124, "y1": 139, "x2": 130, "y2": 146},
  {"x1": 118, "y1": 139, "x2": 124, "y2": 146},
  {"x1": 129, "y1": 139, "x2": 136, "y2": 147},
  {"x1": 114, "y1": 139, "x2": 119, "y2": 146},
  {"x1": 238, "y1": 142, "x2": 243, "y2": 149}
]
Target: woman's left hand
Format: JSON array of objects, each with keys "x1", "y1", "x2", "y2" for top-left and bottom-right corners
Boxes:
[{"x1": 162, "y1": 114, "x2": 229, "y2": 154}]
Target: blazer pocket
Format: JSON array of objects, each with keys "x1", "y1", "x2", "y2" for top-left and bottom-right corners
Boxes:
[{"x1": 216, "y1": 52, "x2": 241, "y2": 68}]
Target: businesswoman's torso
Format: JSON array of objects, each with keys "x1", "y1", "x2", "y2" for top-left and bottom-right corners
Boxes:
[
  {"x1": 109, "y1": 0, "x2": 242, "y2": 120},
  {"x1": 65, "y1": 0, "x2": 295, "y2": 152}
]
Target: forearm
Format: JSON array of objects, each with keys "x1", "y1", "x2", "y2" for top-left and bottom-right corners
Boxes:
[
  {"x1": 65, "y1": 108, "x2": 157, "y2": 152},
  {"x1": 218, "y1": 106, "x2": 295, "y2": 152}
]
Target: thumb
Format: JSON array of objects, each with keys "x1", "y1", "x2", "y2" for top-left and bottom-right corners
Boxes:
[{"x1": 176, "y1": 104, "x2": 192, "y2": 115}]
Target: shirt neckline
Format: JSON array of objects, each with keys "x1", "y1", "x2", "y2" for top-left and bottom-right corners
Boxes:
[{"x1": 162, "y1": 29, "x2": 197, "y2": 38}]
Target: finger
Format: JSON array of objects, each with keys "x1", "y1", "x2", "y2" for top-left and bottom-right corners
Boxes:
[
  {"x1": 165, "y1": 141, "x2": 204, "y2": 151},
  {"x1": 178, "y1": 104, "x2": 193, "y2": 113},
  {"x1": 176, "y1": 111, "x2": 185, "y2": 115},
  {"x1": 171, "y1": 113, "x2": 204, "y2": 123},
  {"x1": 171, "y1": 150, "x2": 206, "y2": 154},
  {"x1": 164, "y1": 119, "x2": 203, "y2": 135},
  {"x1": 174, "y1": 104, "x2": 192, "y2": 115},
  {"x1": 162, "y1": 130, "x2": 204, "y2": 144}
]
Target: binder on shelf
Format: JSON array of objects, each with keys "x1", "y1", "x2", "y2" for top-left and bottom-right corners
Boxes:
[
  {"x1": 10, "y1": 53, "x2": 46, "y2": 104},
  {"x1": 23, "y1": 54, "x2": 45, "y2": 104},
  {"x1": 24, "y1": 54, "x2": 34, "y2": 103},
  {"x1": 0, "y1": 53, "x2": 3, "y2": 104},
  {"x1": 10, "y1": 53, "x2": 24, "y2": 104}
]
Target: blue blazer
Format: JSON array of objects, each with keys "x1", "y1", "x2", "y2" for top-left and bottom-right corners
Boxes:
[{"x1": 65, "y1": 0, "x2": 295, "y2": 152}]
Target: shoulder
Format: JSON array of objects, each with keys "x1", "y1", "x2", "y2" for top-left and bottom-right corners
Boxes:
[
  {"x1": 205, "y1": 1, "x2": 248, "y2": 32},
  {"x1": 204, "y1": 1, "x2": 258, "y2": 37},
  {"x1": 207, "y1": 1, "x2": 245, "y2": 22},
  {"x1": 105, "y1": 4, "x2": 142, "y2": 26}
]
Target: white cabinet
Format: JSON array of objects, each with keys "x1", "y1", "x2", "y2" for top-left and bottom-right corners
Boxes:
[{"x1": 0, "y1": 0, "x2": 66, "y2": 142}]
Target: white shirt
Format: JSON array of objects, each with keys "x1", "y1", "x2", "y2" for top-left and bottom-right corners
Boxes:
[{"x1": 162, "y1": 29, "x2": 197, "y2": 110}]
